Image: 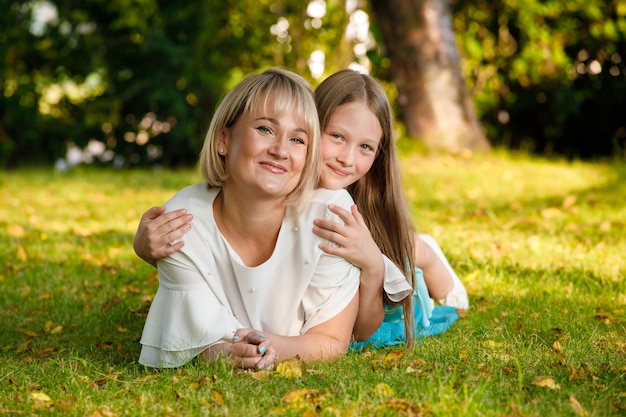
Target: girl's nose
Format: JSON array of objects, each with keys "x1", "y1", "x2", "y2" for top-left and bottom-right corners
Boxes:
[{"x1": 336, "y1": 146, "x2": 354, "y2": 166}]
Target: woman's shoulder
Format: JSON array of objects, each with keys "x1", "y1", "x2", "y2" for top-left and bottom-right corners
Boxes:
[{"x1": 165, "y1": 184, "x2": 218, "y2": 210}]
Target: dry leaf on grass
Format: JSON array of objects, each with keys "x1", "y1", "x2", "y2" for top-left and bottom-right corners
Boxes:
[
  {"x1": 282, "y1": 388, "x2": 325, "y2": 408},
  {"x1": 29, "y1": 391, "x2": 52, "y2": 403},
  {"x1": 377, "y1": 398, "x2": 423, "y2": 416},
  {"x1": 276, "y1": 359, "x2": 303, "y2": 378},
  {"x1": 250, "y1": 370, "x2": 271, "y2": 380},
  {"x1": 43, "y1": 321, "x2": 62, "y2": 334},
  {"x1": 569, "y1": 395, "x2": 588, "y2": 416},
  {"x1": 531, "y1": 376, "x2": 561, "y2": 390},
  {"x1": 211, "y1": 388, "x2": 225, "y2": 405},
  {"x1": 383, "y1": 349, "x2": 404, "y2": 366},
  {"x1": 373, "y1": 383, "x2": 395, "y2": 399},
  {"x1": 7, "y1": 224, "x2": 26, "y2": 238}
]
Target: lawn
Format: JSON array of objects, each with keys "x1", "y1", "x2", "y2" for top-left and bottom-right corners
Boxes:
[{"x1": 1, "y1": 151, "x2": 625, "y2": 416}]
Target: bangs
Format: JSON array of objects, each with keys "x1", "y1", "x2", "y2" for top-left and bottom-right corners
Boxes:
[{"x1": 241, "y1": 79, "x2": 317, "y2": 138}]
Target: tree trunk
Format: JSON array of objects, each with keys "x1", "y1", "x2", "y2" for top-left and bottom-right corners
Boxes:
[{"x1": 370, "y1": 0, "x2": 490, "y2": 152}]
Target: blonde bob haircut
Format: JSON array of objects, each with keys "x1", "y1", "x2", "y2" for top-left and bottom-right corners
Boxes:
[{"x1": 198, "y1": 67, "x2": 321, "y2": 213}]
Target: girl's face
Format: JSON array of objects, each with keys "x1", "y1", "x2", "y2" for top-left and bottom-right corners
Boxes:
[
  {"x1": 219, "y1": 96, "x2": 310, "y2": 200},
  {"x1": 319, "y1": 102, "x2": 382, "y2": 190}
]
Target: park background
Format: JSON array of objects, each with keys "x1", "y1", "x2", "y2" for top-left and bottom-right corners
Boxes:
[
  {"x1": 2, "y1": 0, "x2": 626, "y2": 168},
  {"x1": 1, "y1": 1, "x2": 626, "y2": 416}
]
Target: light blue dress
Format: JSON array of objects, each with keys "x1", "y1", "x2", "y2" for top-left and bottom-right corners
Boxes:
[{"x1": 350, "y1": 268, "x2": 459, "y2": 350}]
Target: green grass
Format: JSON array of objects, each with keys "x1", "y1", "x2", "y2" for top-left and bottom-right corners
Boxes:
[{"x1": 1, "y1": 151, "x2": 625, "y2": 416}]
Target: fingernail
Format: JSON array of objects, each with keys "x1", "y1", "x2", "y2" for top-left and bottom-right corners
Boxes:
[
  {"x1": 257, "y1": 334, "x2": 265, "y2": 339},
  {"x1": 257, "y1": 363, "x2": 265, "y2": 370},
  {"x1": 258, "y1": 346, "x2": 266, "y2": 354},
  {"x1": 232, "y1": 335, "x2": 240, "y2": 341}
]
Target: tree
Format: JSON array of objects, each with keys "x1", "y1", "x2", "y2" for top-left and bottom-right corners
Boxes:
[{"x1": 369, "y1": 0, "x2": 491, "y2": 152}]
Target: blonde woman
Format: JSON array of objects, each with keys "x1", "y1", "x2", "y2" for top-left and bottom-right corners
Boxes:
[{"x1": 139, "y1": 68, "x2": 362, "y2": 370}]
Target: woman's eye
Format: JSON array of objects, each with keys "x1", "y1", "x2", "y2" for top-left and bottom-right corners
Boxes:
[
  {"x1": 290, "y1": 136, "x2": 306, "y2": 145},
  {"x1": 257, "y1": 126, "x2": 272, "y2": 134}
]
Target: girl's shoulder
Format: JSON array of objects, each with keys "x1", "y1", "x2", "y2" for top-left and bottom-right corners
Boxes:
[{"x1": 311, "y1": 188, "x2": 354, "y2": 208}]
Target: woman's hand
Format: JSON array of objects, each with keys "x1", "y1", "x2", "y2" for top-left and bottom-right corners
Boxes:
[
  {"x1": 313, "y1": 204, "x2": 383, "y2": 275},
  {"x1": 228, "y1": 329, "x2": 278, "y2": 370},
  {"x1": 133, "y1": 206, "x2": 193, "y2": 267}
]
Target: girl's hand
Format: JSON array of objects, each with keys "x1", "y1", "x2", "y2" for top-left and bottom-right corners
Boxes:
[
  {"x1": 313, "y1": 204, "x2": 383, "y2": 274},
  {"x1": 229, "y1": 329, "x2": 277, "y2": 370},
  {"x1": 133, "y1": 206, "x2": 193, "y2": 266}
]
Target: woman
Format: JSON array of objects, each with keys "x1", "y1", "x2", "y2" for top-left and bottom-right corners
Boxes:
[
  {"x1": 135, "y1": 70, "x2": 466, "y2": 350},
  {"x1": 138, "y1": 67, "x2": 363, "y2": 370}
]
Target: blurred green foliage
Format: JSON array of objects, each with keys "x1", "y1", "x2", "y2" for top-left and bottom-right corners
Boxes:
[
  {"x1": 1, "y1": 0, "x2": 625, "y2": 168},
  {"x1": 453, "y1": 0, "x2": 626, "y2": 158}
]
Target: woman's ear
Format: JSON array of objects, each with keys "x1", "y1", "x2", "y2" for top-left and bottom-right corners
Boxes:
[{"x1": 217, "y1": 129, "x2": 228, "y2": 155}]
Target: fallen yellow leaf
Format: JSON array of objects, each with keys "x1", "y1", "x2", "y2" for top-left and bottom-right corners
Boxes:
[
  {"x1": 211, "y1": 388, "x2": 225, "y2": 405},
  {"x1": 7, "y1": 223, "x2": 26, "y2": 238},
  {"x1": 282, "y1": 388, "x2": 324, "y2": 405},
  {"x1": 373, "y1": 382, "x2": 395, "y2": 399},
  {"x1": 464, "y1": 270, "x2": 480, "y2": 282},
  {"x1": 541, "y1": 207, "x2": 562, "y2": 219},
  {"x1": 562, "y1": 194, "x2": 577, "y2": 209},
  {"x1": 531, "y1": 376, "x2": 561, "y2": 390},
  {"x1": 379, "y1": 398, "x2": 422, "y2": 415},
  {"x1": 569, "y1": 395, "x2": 588, "y2": 416},
  {"x1": 17, "y1": 245, "x2": 28, "y2": 261},
  {"x1": 482, "y1": 340, "x2": 504, "y2": 348},
  {"x1": 383, "y1": 349, "x2": 404, "y2": 366},
  {"x1": 88, "y1": 409, "x2": 118, "y2": 417},
  {"x1": 250, "y1": 370, "x2": 271, "y2": 380},
  {"x1": 38, "y1": 292, "x2": 53, "y2": 300},
  {"x1": 276, "y1": 359, "x2": 303, "y2": 378},
  {"x1": 29, "y1": 391, "x2": 52, "y2": 402},
  {"x1": 43, "y1": 320, "x2": 63, "y2": 334},
  {"x1": 16, "y1": 340, "x2": 32, "y2": 353}
]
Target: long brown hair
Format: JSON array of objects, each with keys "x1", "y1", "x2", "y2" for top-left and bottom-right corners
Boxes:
[{"x1": 315, "y1": 69, "x2": 417, "y2": 346}]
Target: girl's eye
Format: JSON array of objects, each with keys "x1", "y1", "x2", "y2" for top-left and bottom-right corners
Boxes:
[
  {"x1": 329, "y1": 133, "x2": 343, "y2": 141},
  {"x1": 360, "y1": 144, "x2": 374, "y2": 151}
]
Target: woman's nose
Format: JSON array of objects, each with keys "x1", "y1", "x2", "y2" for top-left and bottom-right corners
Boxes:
[{"x1": 269, "y1": 137, "x2": 289, "y2": 158}]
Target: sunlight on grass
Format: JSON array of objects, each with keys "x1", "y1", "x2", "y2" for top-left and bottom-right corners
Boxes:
[{"x1": 1, "y1": 152, "x2": 625, "y2": 416}]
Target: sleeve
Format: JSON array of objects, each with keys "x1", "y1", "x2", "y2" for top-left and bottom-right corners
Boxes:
[
  {"x1": 300, "y1": 252, "x2": 361, "y2": 334},
  {"x1": 138, "y1": 249, "x2": 242, "y2": 368},
  {"x1": 382, "y1": 255, "x2": 413, "y2": 302},
  {"x1": 299, "y1": 188, "x2": 361, "y2": 333}
]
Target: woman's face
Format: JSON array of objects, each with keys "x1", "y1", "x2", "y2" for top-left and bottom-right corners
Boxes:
[
  {"x1": 319, "y1": 102, "x2": 382, "y2": 190},
  {"x1": 219, "y1": 97, "x2": 310, "y2": 200}
]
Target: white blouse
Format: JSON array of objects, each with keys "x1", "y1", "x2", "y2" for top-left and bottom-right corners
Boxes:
[{"x1": 139, "y1": 184, "x2": 412, "y2": 368}]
